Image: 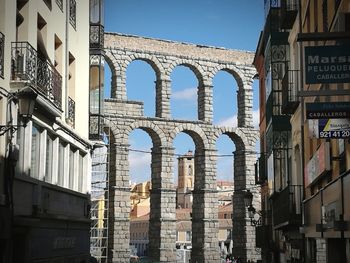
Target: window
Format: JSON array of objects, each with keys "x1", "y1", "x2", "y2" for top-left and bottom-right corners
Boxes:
[
  {"x1": 78, "y1": 152, "x2": 85, "y2": 192},
  {"x1": 322, "y1": 0, "x2": 328, "y2": 32},
  {"x1": 31, "y1": 124, "x2": 41, "y2": 179},
  {"x1": 58, "y1": 140, "x2": 67, "y2": 186},
  {"x1": 45, "y1": 133, "x2": 54, "y2": 183},
  {"x1": 69, "y1": 146, "x2": 77, "y2": 190},
  {"x1": 67, "y1": 52, "x2": 76, "y2": 126},
  {"x1": 186, "y1": 231, "x2": 191, "y2": 242}
]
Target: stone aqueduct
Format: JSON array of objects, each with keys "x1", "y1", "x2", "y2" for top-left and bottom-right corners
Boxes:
[{"x1": 102, "y1": 32, "x2": 261, "y2": 263}]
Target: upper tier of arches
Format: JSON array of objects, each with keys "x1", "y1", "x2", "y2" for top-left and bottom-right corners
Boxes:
[{"x1": 104, "y1": 33, "x2": 257, "y2": 128}]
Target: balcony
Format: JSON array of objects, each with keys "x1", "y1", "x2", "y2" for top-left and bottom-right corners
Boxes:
[
  {"x1": 90, "y1": 24, "x2": 104, "y2": 49},
  {"x1": 0, "y1": 32, "x2": 4, "y2": 79},
  {"x1": 272, "y1": 185, "x2": 302, "y2": 229},
  {"x1": 280, "y1": 0, "x2": 298, "y2": 29},
  {"x1": 11, "y1": 42, "x2": 62, "y2": 109},
  {"x1": 67, "y1": 96, "x2": 75, "y2": 127},
  {"x1": 262, "y1": 0, "x2": 281, "y2": 41},
  {"x1": 255, "y1": 153, "x2": 267, "y2": 184},
  {"x1": 282, "y1": 69, "x2": 300, "y2": 114}
]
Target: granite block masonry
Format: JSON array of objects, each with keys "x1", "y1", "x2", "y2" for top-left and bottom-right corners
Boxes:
[{"x1": 104, "y1": 32, "x2": 261, "y2": 263}]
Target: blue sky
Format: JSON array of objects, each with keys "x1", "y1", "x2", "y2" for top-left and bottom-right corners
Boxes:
[{"x1": 104, "y1": 0, "x2": 264, "y2": 183}]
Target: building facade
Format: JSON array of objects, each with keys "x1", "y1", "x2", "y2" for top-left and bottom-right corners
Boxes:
[
  {"x1": 177, "y1": 150, "x2": 194, "y2": 209},
  {"x1": 254, "y1": 0, "x2": 350, "y2": 262},
  {"x1": 0, "y1": 0, "x2": 91, "y2": 262}
]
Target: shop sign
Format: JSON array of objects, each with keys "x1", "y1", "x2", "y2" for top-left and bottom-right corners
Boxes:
[
  {"x1": 308, "y1": 119, "x2": 350, "y2": 138},
  {"x1": 305, "y1": 142, "x2": 330, "y2": 187},
  {"x1": 305, "y1": 45, "x2": 350, "y2": 84},
  {"x1": 306, "y1": 102, "x2": 350, "y2": 119}
]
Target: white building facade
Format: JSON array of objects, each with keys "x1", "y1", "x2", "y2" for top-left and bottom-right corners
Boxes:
[{"x1": 0, "y1": 0, "x2": 91, "y2": 262}]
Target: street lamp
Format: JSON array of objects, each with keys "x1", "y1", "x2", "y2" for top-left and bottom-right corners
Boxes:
[
  {"x1": 243, "y1": 190, "x2": 262, "y2": 226},
  {"x1": 0, "y1": 87, "x2": 37, "y2": 136}
]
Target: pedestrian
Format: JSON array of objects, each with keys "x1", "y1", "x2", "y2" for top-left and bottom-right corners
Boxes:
[{"x1": 226, "y1": 255, "x2": 232, "y2": 263}]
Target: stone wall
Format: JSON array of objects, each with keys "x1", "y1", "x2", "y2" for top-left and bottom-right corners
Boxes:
[{"x1": 104, "y1": 32, "x2": 261, "y2": 263}]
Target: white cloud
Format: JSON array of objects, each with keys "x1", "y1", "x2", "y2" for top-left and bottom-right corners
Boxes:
[
  {"x1": 217, "y1": 116, "x2": 237, "y2": 128},
  {"x1": 129, "y1": 151, "x2": 151, "y2": 183},
  {"x1": 129, "y1": 151, "x2": 151, "y2": 168},
  {"x1": 172, "y1": 88, "x2": 197, "y2": 100},
  {"x1": 216, "y1": 110, "x2": 260, "y2": 128}
]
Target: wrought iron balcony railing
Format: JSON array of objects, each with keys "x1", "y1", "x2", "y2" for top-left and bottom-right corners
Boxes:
[
  {"x1": 67, "y1": 96, "x2": 75, "y2": 127},
  {"x1": 70, "y1": 0, "x2": 76, "y2": 29},
  {"x1": 282, "y1": 69, "x2": 300, "y2": 114},
  {"x1": 272, "y1": 185, "x2": 302, "y2": 228},
  {"x1": 264, "y1": 0, "x2": 281, "y2": 20},
  {"x1": 56, "y1": 0, "x2": 63, "y2": 11},
  {"x1": 255, "y1": 153, "x2": 267, "y2": 184},
  {"x1": 90, "y1": 24, "x2": 104, "y2": 49},
  {"x1": 280, "y1": 0, "x2": 298, "y2": 29},
  {"x1": 11, "y1": 42, "x2": 62, "y2": 108},
  {"x1": 0, "y1": 32, "x2": 4, "y2": 79}
]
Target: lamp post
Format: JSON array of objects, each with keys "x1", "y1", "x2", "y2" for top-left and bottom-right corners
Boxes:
[
  {"x1": 243, "y1": 190, "x2": 262, "y2": 227},
  {"x1": 0, "y1": 87, "x2": 37, "y2": 135}
]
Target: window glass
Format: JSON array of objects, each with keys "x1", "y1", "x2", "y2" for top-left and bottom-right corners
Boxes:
[
  {"x1": 69, "y1": 147, "x2": 76, "y2": 189},
  {"x1": 58, "y1": 140, "x2": 66, "y2": 186},
  {"x1": 186, "y1": 231, "x2": 191, "y2": 242},
  {"x1": 90, "y1": 0, "x2": 100, "y2": 23},
  {"x1": 31, "y1": 124, "x2": 40, "y2": 179},
  {"x1": 78, "y1": 152, "x2": 85, "y2": 192},
  {"x1": 45, "y1": 133, "x2": 54, "y2": 183}
]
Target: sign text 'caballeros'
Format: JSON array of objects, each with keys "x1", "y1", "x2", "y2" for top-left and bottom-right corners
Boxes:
[
  {"x1": 305, "y1": 45, "x2": 350, "y2": 84},
  {"x1": 306, "y1": 102, "x2": 350, "y2": 119}
]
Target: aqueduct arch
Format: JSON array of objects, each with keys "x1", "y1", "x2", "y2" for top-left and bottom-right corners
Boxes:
[{"x1": 104, "y1": 32, "x2": 260, "y2": 263}]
